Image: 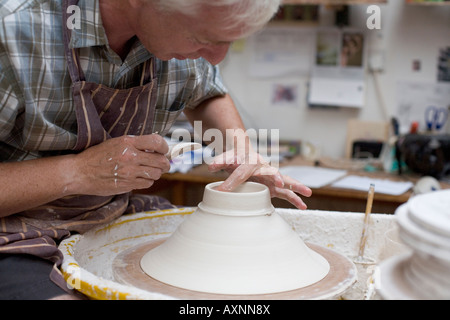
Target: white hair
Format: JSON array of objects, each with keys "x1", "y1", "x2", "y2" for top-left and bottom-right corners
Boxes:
[{"x1": 150, "y1": 0, "x2": 281, "y2": 37}]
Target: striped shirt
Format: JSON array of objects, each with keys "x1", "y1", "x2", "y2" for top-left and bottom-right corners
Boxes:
[{"x1": 0, "y1": 0, "x2": 227, "y2": 161}]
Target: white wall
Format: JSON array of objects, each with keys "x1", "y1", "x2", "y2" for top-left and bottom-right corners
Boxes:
[{"x1": 219, "y1": 2, "x2": 450, "y2": 159}]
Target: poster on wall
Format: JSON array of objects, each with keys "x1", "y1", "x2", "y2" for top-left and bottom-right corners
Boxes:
[
  {"x1": 315, "y1": 30, "x2": 340, "y2": 66},
  {"x1": 247, "y1": 26, "x2": 315, "y2": 78},
  {"x1": 308, "y1": 28, "x2": 366, "y2": 109},
  {"x1": 271, "y1": 83, "x2": 299, "y2": 108}
]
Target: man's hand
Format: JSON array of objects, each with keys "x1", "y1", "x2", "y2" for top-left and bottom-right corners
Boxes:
[
  {"x1": 183, "y1": 94, "x2": 311, "y2": 210},
  {"x1": 70, "y1": 134, "x2": 170, "y2": 196},
  {"x1": 0, "y1": 134, "x2": 171, "y2": 217},
  {"x1": 208, "y1": 148, "x2": 312, "y2": 210}
]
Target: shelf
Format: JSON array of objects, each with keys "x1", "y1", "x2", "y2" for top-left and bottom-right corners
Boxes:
[
  {"x1": 282, "y1": 0, "x2": 387, "y2": 4},
  {"x1": 406, "y1": 0, "x2": 450, "y2": 5}
]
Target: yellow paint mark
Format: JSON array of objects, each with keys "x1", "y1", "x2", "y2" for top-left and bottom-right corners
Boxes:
[
  {"x1": 63, "y1": 274, "x2": 131, "y2": 300},
  {"x1": 61, "y1": 262, "x2": 131, "y2": 300}
]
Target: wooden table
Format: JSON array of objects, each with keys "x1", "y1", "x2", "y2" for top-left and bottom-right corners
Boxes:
[{"x1": 146, "y1": 156, "x2": 449, "y2": 214}]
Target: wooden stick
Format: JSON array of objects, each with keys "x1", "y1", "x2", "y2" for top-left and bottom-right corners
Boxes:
[{"x1": 358, "y1": 184, "x2": 375, "y2": 259}]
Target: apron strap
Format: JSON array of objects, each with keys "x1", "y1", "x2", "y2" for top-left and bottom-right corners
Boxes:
[{"x1": 140, "y1": 55, "x2": 157, "y2": 86}]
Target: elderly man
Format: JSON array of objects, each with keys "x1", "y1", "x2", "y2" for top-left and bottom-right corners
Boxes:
[{"x1": 0, "y1": 0, "x2": 311, "y2": 299}]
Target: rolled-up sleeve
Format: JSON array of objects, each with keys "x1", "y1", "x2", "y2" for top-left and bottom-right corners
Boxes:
[{"x1": 184, "y1": 59, "x2": 228, "y2": 110}]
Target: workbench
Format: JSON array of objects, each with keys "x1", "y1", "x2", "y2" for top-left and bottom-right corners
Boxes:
[{"x1": 145, "y1": 156, "x2": 450, "y2": 214}]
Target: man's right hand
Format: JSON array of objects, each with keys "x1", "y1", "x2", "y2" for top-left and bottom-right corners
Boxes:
[{"x1": 70, "y1": 134, "x2": 170, "y2": 196}]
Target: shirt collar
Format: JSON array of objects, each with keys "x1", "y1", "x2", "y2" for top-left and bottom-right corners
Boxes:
[{"x1": 69, "y1": 0, "x2": 152, "y2": 66}]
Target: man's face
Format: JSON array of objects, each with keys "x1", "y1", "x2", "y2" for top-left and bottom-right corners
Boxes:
[{"x1": 133, "y1": 5, "x2": 245, "y2": 65}]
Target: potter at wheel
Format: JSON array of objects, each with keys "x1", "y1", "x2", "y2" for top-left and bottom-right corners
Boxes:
[{"x1": 120, "y1": 182, "x2": 357, "y2": 297}]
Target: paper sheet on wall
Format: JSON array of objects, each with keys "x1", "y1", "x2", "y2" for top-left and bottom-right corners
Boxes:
[
  {"x1": 279, "y1": 166, "x2": 347, "y2": 188},
  {"x1": 331, "y1": 175, "x2": 413, "y2": 196},
  {"x1": 248, "y1": 26, "x2": 314, "y2": 78}
]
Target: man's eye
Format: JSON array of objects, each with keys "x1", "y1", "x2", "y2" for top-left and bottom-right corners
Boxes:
[
  {"x1": 193, "y1": 37, "x2": 211, "y2": 45},
  {"x1": 189, "y1": 37, "x2": 206, "y2": 45}
]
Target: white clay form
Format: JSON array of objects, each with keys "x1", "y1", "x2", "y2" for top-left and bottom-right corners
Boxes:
[
  {"x1": 377, "y1": 189, "x2": 450, "y2": 300},
  {"x1": 140, "y1": 182, "x2": 330, "y2": 295}
]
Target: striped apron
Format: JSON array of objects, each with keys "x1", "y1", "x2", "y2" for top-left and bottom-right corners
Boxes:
[{"x1": 0, "y1": 0, "x2": 176, "y2": 293}]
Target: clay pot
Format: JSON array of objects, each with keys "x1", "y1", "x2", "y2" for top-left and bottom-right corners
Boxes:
[{"x1": 140, "y1": 181, "x2": 330, "y2": 295}]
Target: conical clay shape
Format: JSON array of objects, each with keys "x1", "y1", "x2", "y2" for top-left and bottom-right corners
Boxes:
[{"x1": 140, "y1": 182, "x2": 330, "y2": 295}]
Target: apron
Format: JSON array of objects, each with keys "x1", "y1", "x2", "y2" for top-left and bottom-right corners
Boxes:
[{"x1": 0, "y1": 0, "x2": 176, "y2": 293}]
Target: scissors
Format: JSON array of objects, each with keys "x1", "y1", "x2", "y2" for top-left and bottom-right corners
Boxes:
[{"x1": 425, "y1": 106, "x2": 448, "y2": 131}]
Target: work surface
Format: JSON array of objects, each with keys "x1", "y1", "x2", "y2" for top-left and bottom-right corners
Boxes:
[{"x1": 149, "y1": 156, "x2": 450, "y2": 214}]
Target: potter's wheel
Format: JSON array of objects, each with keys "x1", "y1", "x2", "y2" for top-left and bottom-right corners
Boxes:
[
  {"x1": 112, "y1": 237, "x2": 357, "y2": 300},
  {"x1": 130, "y1": 182, "x2": 355, "y2": 298},
  {"x1": 58, "y1": 208, "x2": 396, "y2": 300}
]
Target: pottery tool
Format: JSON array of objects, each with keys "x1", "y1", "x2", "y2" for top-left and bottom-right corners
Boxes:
[
  {"x1": 166, "y1": 142, "x2": 202, "y2": 161},
  {"x1": 357, "y1": 183, "x2": 375, "y2": 260}
]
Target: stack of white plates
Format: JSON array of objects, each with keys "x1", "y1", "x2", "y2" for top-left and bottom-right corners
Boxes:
[{"x1": 377, "y1": 190, "x2": 450, "y2": 300}]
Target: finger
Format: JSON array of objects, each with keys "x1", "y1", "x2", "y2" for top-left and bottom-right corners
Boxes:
[
  {"x1": 121, "y1": 177, "x2": 155, "y2": 191},
  {"x1": 136, "y1": 167, "x2": 163, "y2": 181},
  {"x1": 207, "y1": 152, "x2": 237, "y2": 172},
  {"x1": 252, "y1": 166, "x2": 285, "y2": 189},
  {"x1": 135, "y1": 152, "x2": 171, "y2": 173},
  {"x1": 272, "y1": 186, "x2": 308, "y2": 210},
  {"x1": 216, "y1": 163, "x2": 258, "y2": 192},
  {"x1": 112, "y1": 166, "x2": 161, "y2": 190},
  {"x1": 113, "y1": 156, "x2": 167, "y2": 182},
  {"x1": 129, "y1": 134, "x2": 169, "y2": 155},
  {"x1": 281, "y1": 175, "x2": 312, "y2": 197}
]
